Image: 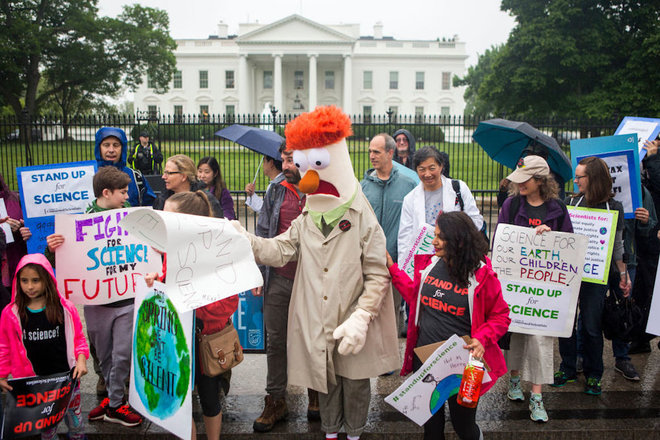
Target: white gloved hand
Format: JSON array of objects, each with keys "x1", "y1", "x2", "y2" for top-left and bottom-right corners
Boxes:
[{"x1": 332, "y1": 308, "x2": 372, "y2": 355}]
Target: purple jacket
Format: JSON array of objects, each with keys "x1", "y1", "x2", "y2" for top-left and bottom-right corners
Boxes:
[
  {"x1": 498, "y1": 196, "x2": 573, "y2": 233},
  {"x1": 0, "y1": 254, "x2": 89, "y2": 379}
]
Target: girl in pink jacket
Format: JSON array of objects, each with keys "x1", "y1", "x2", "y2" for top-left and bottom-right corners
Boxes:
[
  {"x1": 388, "y1": 211, "x2": 510, "y2": 440},
  {"x1": 0, "y1": 254, "x2": 89, "y2": 440}
]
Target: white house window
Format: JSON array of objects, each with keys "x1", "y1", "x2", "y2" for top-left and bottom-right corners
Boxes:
[
  {"x1": 363, "y1": 105, "x2": 372, "y2": 123},
  {"x1": 174, "y1": 105, "x2": 183, "y2": 121},
  {"x1": 148, "y1": 105, "x2": 157, "y2": 119},
  {"x1": 325, "y1": 71, "x2": 335, "y2": 89},
  {"x1": 263, "y1": 71, "x2": 273, "y2": 89},
  {"x1": 388, "y1": 106, "x2": 398, "y2": 121},
  {"x1": 441, "y1": 106, "x2": 450, "y2": 116},
  {"x1": 363, "y1": 71, "x2": 373, "y2": 89},
  {"x1": 226, "y1": 70, "x2": 235, "y2": 89},
  {"x1": 199, "y1": 70, "x2": 208, "y2": 89},
  {"x1": 415, "y1": 106, "x2": 424, "y2": 123},
  {"x1": 389, "y1": 71, "x2": 398, "y2": 90},
  {"x1": 294, "y1": 71, "x2": 304, "y2": 89},
  {"x1": 200, "y1": 105, "x2": 209, "y2": 121},
  {"x1": 442, "y1": 72, "x2": 451, "y2": 90},
  {"x1": 173, "y1": 70, "x2": 182, "y2": 89},
  {"x1": 226, "y1": 105, "x2": 235, "y2": 115},
  {"x1": 147, "y1": 75, "x2": 155, "y2": 89},
  {"x1": 416, "y1": 72, "x2": 425, "y2": 90}
]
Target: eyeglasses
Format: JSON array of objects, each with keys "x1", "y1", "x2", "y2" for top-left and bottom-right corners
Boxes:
[
  {"x1": 574, "y1": 175, "x2": 588, "y2": 181},
  {"x1": 162, "y1": 171, "x2": 181, "y2": 176}
]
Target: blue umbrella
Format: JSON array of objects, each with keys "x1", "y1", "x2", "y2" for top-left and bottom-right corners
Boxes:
[
  {"x1": 215, "y1": 124, "x2": 283, "y2": 160},
  {"x1": 472, "y1": 118, "x2": 573, "y2": 182}
]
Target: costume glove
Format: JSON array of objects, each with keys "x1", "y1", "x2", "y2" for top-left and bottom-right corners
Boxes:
[{"x1": 332, "y1": 308, "x2": 372, "y2": 355}]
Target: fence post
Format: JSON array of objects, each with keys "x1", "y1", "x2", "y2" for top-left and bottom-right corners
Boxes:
[{"x1": 21, "y1": 109, "x2": 33, "y2": 166}]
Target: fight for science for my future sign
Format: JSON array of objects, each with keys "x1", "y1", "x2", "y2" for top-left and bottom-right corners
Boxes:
[{"x1": 491, "y1": 224, "x2": 587, "y2": 337}]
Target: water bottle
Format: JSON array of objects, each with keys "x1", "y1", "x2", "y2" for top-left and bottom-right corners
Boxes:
[{"x1": 457, "y1": 353, "x2": 485, "y2": 408}]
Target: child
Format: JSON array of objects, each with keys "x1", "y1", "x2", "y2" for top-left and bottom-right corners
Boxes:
[
  {"x1": 0, "y1": 254, "x2": 89, "y2": 440},
  {"x1": 46, "y1": 166, "x2": 143, "y2": 427},
  {"x1": 145, "y1": 191, "x2": 238, "y2": 440},
  {"x1": 197, "y1": 156, "x2": 236, "y2": 220}
]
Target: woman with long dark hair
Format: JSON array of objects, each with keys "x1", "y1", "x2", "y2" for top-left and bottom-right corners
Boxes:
[
  {"x1": 197, "y1": 156, "x2": 236, "y2": 220},
  {"x1": 388, "y1": 211, "x2": 510, "y2": 440}
]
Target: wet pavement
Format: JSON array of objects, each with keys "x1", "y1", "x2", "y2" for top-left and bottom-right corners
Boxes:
[{"x1": 72, "y1": 335, "x2": 660, "y2": 439}]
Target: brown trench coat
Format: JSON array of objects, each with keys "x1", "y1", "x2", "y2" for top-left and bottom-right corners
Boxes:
[{"x1": 247, "y1": 188, "x2": 401, "y2": 393}]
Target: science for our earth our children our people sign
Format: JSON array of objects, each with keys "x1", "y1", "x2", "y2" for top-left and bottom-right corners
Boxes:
[
  {"x1": 17, "y1": 161, "x2": 96, "y2": 253},
  {"x1": 491, "y1": 224, "x2": 587, "y2": 337},
  {"x1": 54, "y1": 207, "x2": 161, "y2": 305}
]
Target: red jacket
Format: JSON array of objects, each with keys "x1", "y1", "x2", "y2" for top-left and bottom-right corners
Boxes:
[{"x1": 389, "y1": 254, "x2": 510, "y2": 394}]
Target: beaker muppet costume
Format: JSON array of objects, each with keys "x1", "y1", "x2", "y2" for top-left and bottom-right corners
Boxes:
[{"x1": 235, "y1": 106, "x2": 400, "y2": 438}]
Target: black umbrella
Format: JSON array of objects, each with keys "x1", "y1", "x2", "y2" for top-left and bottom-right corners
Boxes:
[{"x1": 215, "y1": 124, "x2": 283, "y2": 160}]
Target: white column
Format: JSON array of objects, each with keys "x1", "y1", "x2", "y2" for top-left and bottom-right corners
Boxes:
[
  {"x1": 308, "y1": 54, "x2": 317, "y2": 111},
  {"x1": 342, "y1": 54, "x2": 352, "y2": 115},
  {"x1": 238, "y1": 54, "x2": 249, "y2": 114},
  {"x1": 273, "y1": 53, "x2": 283, "y2": 113}
]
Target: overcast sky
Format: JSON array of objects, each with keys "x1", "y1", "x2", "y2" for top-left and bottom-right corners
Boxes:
[{"x1": 97, "y1": 0, "x2": 516, "y2": 67}]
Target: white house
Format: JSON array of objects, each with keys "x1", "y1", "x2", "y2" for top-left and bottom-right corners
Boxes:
[{"x1": 134, "y1": 14, "x2": 468, "y2": 118}]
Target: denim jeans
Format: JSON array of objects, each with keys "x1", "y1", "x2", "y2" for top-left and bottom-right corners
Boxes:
[{"x1": 559, "y1": 281, "x2": 608, "y2": 379}]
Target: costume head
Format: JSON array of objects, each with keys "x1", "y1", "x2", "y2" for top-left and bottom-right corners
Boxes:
[{"x1": 284, "y1": 106, "x2": 355, "y2": 212}]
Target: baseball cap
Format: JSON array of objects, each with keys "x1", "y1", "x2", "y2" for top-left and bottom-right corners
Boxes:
[
  {"x1": 506, "y1": 155, "x2": 550, "y2": 183},
  {"x1": 139, "y1": 131, "x2": 150, "y2": 137}
]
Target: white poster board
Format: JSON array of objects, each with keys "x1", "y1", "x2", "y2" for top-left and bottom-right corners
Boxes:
[
  {"x1": 55, "y1": 208, "x2": 161, "y2": 305},
  {"x1": 401, "y1": 223, "x2": 435, "y2": 280},
  {"x1": 385, "y1": 335, "x2": 489, "y2": 426},
  {"x1": 129, "y1": 279, "x2": 193, "y2": 440},
  {"x1": 0, "y1": 199, "x2": 14, "y2": 244},
  {"x1": 646, "y1": 253, "x2": 660, "y2": 337},
  {"x1": 491, "y1": 225, "x2": 587, "y2": 337},
  {"x1": 566, "y1": 206, "x2": 618, "y2": 284},
  {"x1": 119, "y1": 209, "x2": 263, "y2": 312}
]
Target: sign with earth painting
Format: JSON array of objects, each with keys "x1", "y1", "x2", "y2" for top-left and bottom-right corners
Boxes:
[
  {"x1": 129, "y1": 278, "x2": 193, "y2": 440},
  {"x1": 491, "y1": 224, "x2": 587, "y2": 337}
]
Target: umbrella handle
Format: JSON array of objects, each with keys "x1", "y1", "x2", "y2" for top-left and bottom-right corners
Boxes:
[{"x1": 252, "y1": 156, "x2": 264, "y2": 184}]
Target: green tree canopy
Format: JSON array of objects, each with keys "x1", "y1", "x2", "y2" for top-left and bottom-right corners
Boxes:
[
  {"x1": 457, "y1": 0, "x2": 660, "y2": 118},
  {"x1": 0, "y1": 1, "x2": 176, "y2": 118}
]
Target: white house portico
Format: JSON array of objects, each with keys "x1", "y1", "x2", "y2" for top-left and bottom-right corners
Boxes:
[{"x1": 134, "y1": 14, "x2": 468, "y2": 117}]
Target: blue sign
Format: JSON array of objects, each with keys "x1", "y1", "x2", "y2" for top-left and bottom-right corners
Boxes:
[
  {"x1": 570, "y1": 134, "x2": 641, "y2": 219},
  {"x1": 232, "y1": 290, "x2": 264, "y2": 352},
  {"x1": 17, "y1": 161, "x2": 97, "y2": 253},
  {"x1": 614, "y1": 116, "x2": 660, "y2": 161}
]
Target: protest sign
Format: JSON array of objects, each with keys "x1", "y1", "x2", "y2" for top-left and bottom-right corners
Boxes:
[
  {"x1": 385, "y1": 335, "x2": 488, "y2": 426},
  {"x1": 570, "y1": 135, "x2": 641, "y2": 219},
  {"x1": 53, "y1": 207, "x2": 161, "y2": 305},
  {"x1": 566, "y1": 206, "x2": 617, "y2": 284},
  {"x1": 119, "y1": 209, "x2": 263, "y2": 312},
  {"x1": 646, "y1": 254, "x2": 660, "y2": 337},
  {"x1": 129, "y1": 279, "x2": 192, "y2": 440},
  {"x1": 614, "y1": 116, "x2": 660, "y2": 161},
  {"x1": 16, "y1": 161, "x2": 96, "y2": 253},
  {"x1": 0, "y1": 199, "x2": 14, "y2": 244},
  {"x1": 233, "y1": 290, "x2": 264, "y2": 351},
  {"x1": 2, "y1": 372, "x2": 76, "y2": 439},
  {"x1": 491, "y1": 225, "x2": 587, "y2": 337},
  {"x1": 401, "y1": 223, "x2": 435, "y2": 280}
]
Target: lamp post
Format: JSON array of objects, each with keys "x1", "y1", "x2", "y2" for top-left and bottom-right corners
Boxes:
[{"x1": 270, "y1": 106, "x2": 279, "y2": 133}]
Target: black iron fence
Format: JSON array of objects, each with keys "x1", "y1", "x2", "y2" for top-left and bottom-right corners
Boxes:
[{"x1": 0, "y1": 112, "x2": 619, "y2": 235}]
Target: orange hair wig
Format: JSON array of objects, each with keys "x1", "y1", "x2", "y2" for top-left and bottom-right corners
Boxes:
[{"x1": 284, "y1": 106, "x2": 352, "y2": 151}]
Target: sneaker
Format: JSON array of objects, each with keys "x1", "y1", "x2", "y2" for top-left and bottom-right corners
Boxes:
[
  {"x1": 307, "y1": 389, "x2": 320, "y2": 421},
  {"x1": 529, "y1": 394, "x2": 548, "y2": 423},
  {"x1": 507, "y1": 377, "x2": 524, "y2": 401},
  {"x1": 104, "y1": 404, "x2": 143, "y2": 427},
  {"x1": 615, "y1": 359, "x2": 640, "y2": 381},
  {"x1": 550, "y1": 371, "x2": 576, "y2": 387},
  {"x1": 628, "y1": 341, "x2": 651, "y2": 354},
  {"x1": 88, "y1": 398, "x2": 109, "y2": 421},
  {"x1": 576, "y1": 357, "x2": 583, "y2": 374},
  {"x1": 584, "y1": 377, "x2": 602, "y2": 396},
  {"x1": 253, "y1": 395, "x2": 288, "y2": 432}
]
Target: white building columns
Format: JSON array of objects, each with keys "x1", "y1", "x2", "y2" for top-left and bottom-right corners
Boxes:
[
  {"x1": 308, "y1": 53, "x2": 317, "y2": 111},
  {"x1": 343, "y1": 54, "x2": 352, "y2": 115},
  {"x1": 238, "y1": 54, "x2": 249, "y2": 113},
  {"x1": 273, "y1": 53, "x2": 283, "y2": 112}
]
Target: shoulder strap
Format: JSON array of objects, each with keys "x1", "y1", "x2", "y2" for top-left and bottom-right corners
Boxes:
[
  {"x1": 130, "y1": 168, "x2": 145, "y2": 206},
  {"x1": 452, "y1": 179, "x2": 464, "y2": 211},
  {"x1": 509, "y1": 195, "x2": 521, "y2": 224}
]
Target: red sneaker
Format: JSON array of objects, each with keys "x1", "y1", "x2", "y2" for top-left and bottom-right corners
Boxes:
[
  {"x1": 104, "y1": 404, "x2": 143, "y2": 427},
  {"x1": 88, "y1": 397, "x2": 110, "y2": 421}
]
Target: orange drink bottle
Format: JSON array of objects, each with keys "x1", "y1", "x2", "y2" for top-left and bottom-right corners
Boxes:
[{"x1": 457, "y1": 354, "x2": 485, "y2": 408}]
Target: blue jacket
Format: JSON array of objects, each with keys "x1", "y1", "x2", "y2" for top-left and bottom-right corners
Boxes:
[
  {"x1": 94, "y1": 127, "x2": 155, "y2": 207},
  {"x1": 360, "y1": 166, "x2": 417, "y2": 262}
]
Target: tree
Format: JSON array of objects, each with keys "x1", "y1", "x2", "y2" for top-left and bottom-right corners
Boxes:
[
  {"x1": 0, "y1": 1, "x2": 176, "y2": 119},
  {"x1": 453, "y1": 46, "x2": 503, "y2": 116},
  {"x1": 457, "y1": 0, "x2": 660, "y2": 118}
]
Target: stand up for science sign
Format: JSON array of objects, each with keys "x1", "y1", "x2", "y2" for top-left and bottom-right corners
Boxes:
[
  {"x1": 491, "y1": 225, "x2": 587, "y2": 337},
  {"x1": 17, "y1": 161, "x2": 96, "y2": 253}
]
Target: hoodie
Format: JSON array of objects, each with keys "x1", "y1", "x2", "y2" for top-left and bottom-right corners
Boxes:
[
  {"x1": 0, "y1": 254, "x2": 89, "y2": 379},
  {"x1": 392, "y1": 129, "x2": 417, "y2": 169},
  {"x1": 95, "y1": 127, "x2": 156, "y2": 207}
]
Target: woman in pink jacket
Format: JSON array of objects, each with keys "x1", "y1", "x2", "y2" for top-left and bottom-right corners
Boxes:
[
  {"x1": 388, "y1": 211, "x2": 510, "y2": 440},
  {"x1": 0, "y1": 253, "x2": 89, "y2": 439}
]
